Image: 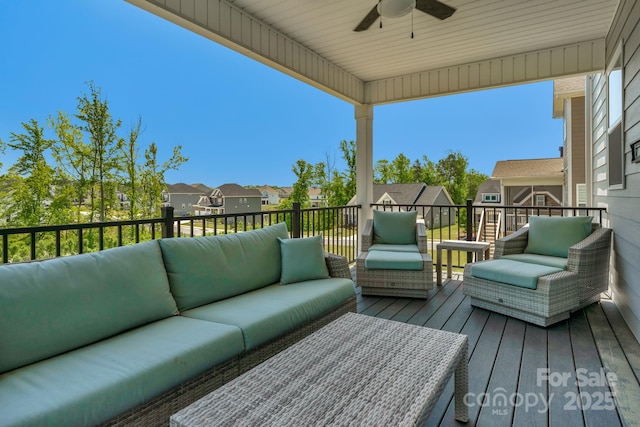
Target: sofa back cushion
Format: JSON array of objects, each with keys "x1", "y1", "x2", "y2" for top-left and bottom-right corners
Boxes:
[
  {"x1": 0, "y1": 241, "x2": 178, "y2": 374},
  {"x1": 524, "y1": 216, "x2": 593, "y2": 258},
  {"x1": 159, "y1": 222, "x2": 289, "y2": 311},
  {"x1": 372, "y1": 210, "x2": 417, "y2": 245}
]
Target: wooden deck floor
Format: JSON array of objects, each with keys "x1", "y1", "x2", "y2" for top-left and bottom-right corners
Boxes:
[{"x1": 355, "y1": 277, "x2": 640, "y2": 427}]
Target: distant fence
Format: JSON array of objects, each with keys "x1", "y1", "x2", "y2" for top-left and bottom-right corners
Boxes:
[{"x1": 0, "y1": 203, "x2": 360, "y2": 265}]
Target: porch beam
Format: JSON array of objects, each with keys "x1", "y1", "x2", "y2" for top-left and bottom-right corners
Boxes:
[
  {"x1": 355, "y1": 105, "x2": 374, "y2": 251},
  {"x1": 364, "y1": 39, "x2": 606, "y2": 105}
]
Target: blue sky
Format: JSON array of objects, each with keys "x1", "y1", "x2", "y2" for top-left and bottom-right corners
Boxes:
[{"x1": 1, "y1": 1, "x2": 562, "y2": 187}]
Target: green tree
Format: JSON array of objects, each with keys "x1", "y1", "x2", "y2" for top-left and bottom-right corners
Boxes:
[
  {"x1": 466, "y1": 169, "x2": 489, "y2": 203},
  {"x1": 339, "y1": 140, "x2": 356, "y2": 202},
  {"x1": 436, "y1": 151, "x2": 469, "y2": 204},
  {"x1": 290, "y1": 159, "x2": 313, "y2": 206},
  {"x1": 374, "y1": 159, "x2": 392, "y2": 184},
  {"x1": 75, "y1": 81, "x2": 122, "y2": 222},
  {"x1": 5, "y1": 119, "x2": 71, "y2": 226},
  {"x1": 415, "y1": 155, "x2": 438, "y2": 185},
  {"x1": 119, "y1": 118, "x2": 143, "y2": 220},
  {"x1": 390, "y1": 153, "x2": 412, "y2": 183},
  {"x1": 327, "y1": 170, "x2": 350, "y2": 206},
  {"x1": 139, "y1": 143, "x2": 187, "y2": 218},
  {"x1": 49, "y1": 111, "x2": 92, "y2": 222}
]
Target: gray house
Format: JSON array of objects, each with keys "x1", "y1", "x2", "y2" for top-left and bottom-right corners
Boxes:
[
  {"x1": 161, "y1": 183, "x2": 206, "y2": 216},
  {"x1": 348, "y1": 183, "x2": 455, "y2": 228},
  {"x1": 201, "y1": 183, "x2": 262, "y2": 219}
]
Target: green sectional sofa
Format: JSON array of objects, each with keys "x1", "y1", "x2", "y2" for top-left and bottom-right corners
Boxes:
[{"x1": 0, "y1": 223, "x2": 356, "y2": 427}]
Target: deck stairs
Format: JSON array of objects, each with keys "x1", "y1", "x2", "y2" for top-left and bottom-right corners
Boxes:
[{"x1": 476, "y1": 210, "x2": 502, "y2": 258}]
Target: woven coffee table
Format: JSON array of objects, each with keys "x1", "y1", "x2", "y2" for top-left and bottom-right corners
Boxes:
[{"x1": 170, "y1": 312, "x2": 468, "y2": 426}]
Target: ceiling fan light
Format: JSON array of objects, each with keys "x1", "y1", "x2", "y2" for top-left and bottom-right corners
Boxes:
[{"x1": 377, "y1": 0, "x2": 416, "y2": 19}]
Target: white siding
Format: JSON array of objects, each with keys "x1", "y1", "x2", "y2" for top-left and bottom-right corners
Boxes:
[{"x1": 590, "y1": 0, "x2": 640, "y2": 341}]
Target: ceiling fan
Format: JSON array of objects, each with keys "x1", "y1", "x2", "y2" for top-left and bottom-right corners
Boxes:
[{"x1": 354, "y1": 0, "x2": 456, "y2": 32}]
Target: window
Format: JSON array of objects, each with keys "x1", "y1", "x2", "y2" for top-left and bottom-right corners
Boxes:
[
  {"x1": 535, "y1": 195, "x2": 545, "y2": 206},
  {"x1": 608, "y1": 43, "x2": 624, "y2": 189},
  {"x1": 482, "y1": 194, "x2": 500, "y2": 203},
  {"x1": 576, "y1": 184, "x2": 587, "y2": 208}
]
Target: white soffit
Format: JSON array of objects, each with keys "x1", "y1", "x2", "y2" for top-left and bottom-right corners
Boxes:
[{"x1": 126, "y1": 0, "x2": 619, "y2": 105}]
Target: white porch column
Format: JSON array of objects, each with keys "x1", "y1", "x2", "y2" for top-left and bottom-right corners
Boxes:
[{"x1": 355, "y1": 104, "x2": 374, "y2": 252}]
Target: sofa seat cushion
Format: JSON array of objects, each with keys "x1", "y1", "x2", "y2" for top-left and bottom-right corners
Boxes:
[
  {"x1": 364, "y1": 250, "x2": 423, "y2": 271},
  {"x1": 0, "y1": 241, "x2": 178, "y2": 374},
  {"x1": 501, "y1": 253, "x2": 568, "y2": 269},
  {"x1": 0, "y1": 316, "x2": 243, "y2": 427},
  {"x1": 181, "y1": 278, "x2": 355, "y2": 350},
  {"x1": 368, "y1": 244, "x2": 419, "y2": 253},
  {"x1": 159, "y1": 222, "x2": 290, "y2": 311},
  {"x1": 470, "y1": 259, "x2": 564, "y2": 290}
]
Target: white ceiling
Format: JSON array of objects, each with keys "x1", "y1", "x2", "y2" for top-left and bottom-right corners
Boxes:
[
  {"x1": 226, "y1": 0, "x2": 617, "y2": 82},
  {"x1": 128, "y1": 0, "x2": 619, "y2": 104}
]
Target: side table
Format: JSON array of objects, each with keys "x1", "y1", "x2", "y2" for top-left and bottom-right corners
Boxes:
[{"x1": 436, "y1": 240, "x2": 490, "y2": 285}]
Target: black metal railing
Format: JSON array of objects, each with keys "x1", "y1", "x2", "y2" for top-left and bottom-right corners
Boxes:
[
  {"x1": 1, "y1": 201, "x2": 606, "y2": 271},
  {"x1": 0, "y1": 204, "x2": 361, "y2": 265}
]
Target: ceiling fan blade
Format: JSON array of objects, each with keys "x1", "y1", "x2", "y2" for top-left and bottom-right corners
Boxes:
[
  {"x1": 415, "y1": 0, "x2": 456, "y2": 20},
  {"x1": 354, "y1": 4, "x2": 380, "y2": 32}
]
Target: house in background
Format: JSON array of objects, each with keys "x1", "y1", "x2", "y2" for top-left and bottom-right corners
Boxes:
[
  {"x1": 256, "y1": 185, "x2": 280, "y2": 206},
  {"x1": 492, "y1": 158, "x2": 564, "y2": 208},
  {"x1": 553, "y1": 77, "x2": 588, "y2": 208},
  {"x1": 161, "y1": 183, "x2": 206, "y2": 216},
  {"x1": 347, "y1": 183, "x2": 455, "y2": 228},
  {"x1": 308, "y1": 187, "x2": 326, "y2": 208},
  {"x1": 203, "y1": 183, "x2": 262, "y2": 220},
  {"x1": 191, "y1": 183, "x2": 213, "y2": 194},
  {"x1": 474, "y1": 179, "x2": 501, "y2": 205},
  {"x1": 278, "y1": 187, "x2": 292, "y2": 201}
]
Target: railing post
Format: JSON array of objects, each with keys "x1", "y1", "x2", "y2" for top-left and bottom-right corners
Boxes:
[
  {"x1": 292, "y1": 202, "x2": 301, "y2": 238},
  {"x1": 162, "y1": 206, "x2": 174, "y2": 238},
  {"x1": 466, "y1": 199, "x2": 473, "y2": 263}
]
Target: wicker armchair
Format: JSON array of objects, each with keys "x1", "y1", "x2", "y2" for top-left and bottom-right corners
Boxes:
[
  {"x1": 463, "y1": 222, "x2": 612, "y2": 327},
  {"x1": 356, "y1": 215, "x2": 434, "y2": 298}
]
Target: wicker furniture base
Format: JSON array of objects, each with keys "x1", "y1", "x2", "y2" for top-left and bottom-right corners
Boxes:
[
  {"x1": 463, "y1": 226, "x2": 612, "y2": 327},
  {"x1": 99, "y1": 296, "x2": 356, "y2": 427},
  {"x1": 171, "y1": 312, "x2": 469, "y2": 426},
  {"x1": 356, "y1": 251, "x2": 434, "y2": 298}
]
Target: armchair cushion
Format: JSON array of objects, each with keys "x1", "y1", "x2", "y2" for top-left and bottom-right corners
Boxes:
[
  {"x1": 470, "y1": 259, "x2": 563, "y2": 290},
  {"x1": 501, "y1": 253, "x2": 568, "y2": 269},
  {"x1": 364, "y1": 250, "x2": 423, "y2": 271},
  {"x1": 372, "y1": 210, "x2": 417, "y2": 245},
  {"x1": 524, "y1": 216, "x2": 592, "y2": 258},
  {"x1": 368, "y1": 244, "x2": 420, "y2": 253},
  {"x1": 278, "y1": 235, "x2": 329, "y2": 285}
]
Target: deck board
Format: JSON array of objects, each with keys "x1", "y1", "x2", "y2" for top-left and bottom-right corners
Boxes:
[
  {"x1": 476, "y1": 318, "x2": 525, "y2": 427},
  {"x1": 355, "y1": 277, "x2": 640, "y2": 427},
  {"x1": 547, "y1": 321, "x2": 584, "y2": 427}
]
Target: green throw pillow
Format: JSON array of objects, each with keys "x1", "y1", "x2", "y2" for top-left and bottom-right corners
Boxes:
[
  {"x1": 524, "y1": 216, "x2": 593, "y2": 258},
  {"x1": 278, "y1": 235, "x2": 329, "y2": 284},
  {"x1": 372, "y1": 210, "x2": 417, "y2": 245}
]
